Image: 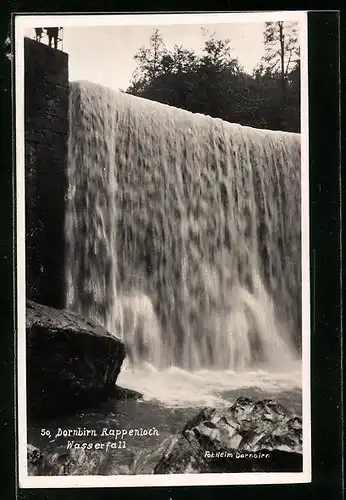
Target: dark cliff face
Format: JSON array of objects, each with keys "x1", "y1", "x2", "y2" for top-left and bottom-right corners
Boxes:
[
  {"x1": 26, "y1": 300, "x2": 126, "y2": 419},
  {"x1": 25, "y1": 37, "x2": 69, "y2": 308}
]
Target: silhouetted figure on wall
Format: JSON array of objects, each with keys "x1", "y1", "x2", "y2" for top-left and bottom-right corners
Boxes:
[
  {"x1": 35, "y1": 28, "x2": 43, "y2": 42},
  {"x1": 45, "y1": 27, "x2": 59, "y2": 49}
]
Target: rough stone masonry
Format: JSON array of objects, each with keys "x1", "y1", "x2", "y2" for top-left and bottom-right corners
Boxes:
[{"x1": 25, "y1": 37, "x2": 69, "y2": 308}]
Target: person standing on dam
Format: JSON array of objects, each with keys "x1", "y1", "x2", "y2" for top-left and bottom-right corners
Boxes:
[
  {"x1": 34, "y1": 28, "x2": 43, "y2": 42},
  {"x1": 45, "y1": 27, "x2": 59, "y2": 49}
]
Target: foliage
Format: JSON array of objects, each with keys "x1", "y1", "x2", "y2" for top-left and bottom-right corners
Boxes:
[
  {"x1": 131, "y1": 29, "x2": 166, "y2": 87},
  {"x1": 257, "y1": 21, "x2": 300, "y2": 80},
  {"x1": 126, "y1": 25, "x2": 300, "y2": 133}
]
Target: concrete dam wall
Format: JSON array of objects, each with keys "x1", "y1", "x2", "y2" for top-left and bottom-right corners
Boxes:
[{"x1": 25, "y1": 37, "x2": 68, "y2": 308}]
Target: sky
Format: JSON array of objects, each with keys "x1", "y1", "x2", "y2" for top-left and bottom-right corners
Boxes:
[{"x1": 55, "y1": 23, "x2": 267, "y2": 92}]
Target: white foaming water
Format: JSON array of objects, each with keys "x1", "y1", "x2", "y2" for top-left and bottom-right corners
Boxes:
[
  {"x1": 65, "y1": 81, "x2": 301, "y2": 388},
  {"x1": 117, "y1": 364, "x2": 302, "y2": 408}
]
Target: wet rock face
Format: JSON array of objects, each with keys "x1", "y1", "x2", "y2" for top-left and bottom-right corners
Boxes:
[
  {"x1": 26, "y1": 300, "x2": 126, "y2": 418},
  {"x1": 154, "y1": 397, "x2": 303, "y2": 473},
  {"x1": 27, "y1": 444, "x2": 44, "y2": 475}
]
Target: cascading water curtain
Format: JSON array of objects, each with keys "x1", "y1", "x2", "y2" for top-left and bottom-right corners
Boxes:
[{"x1": 65, "y1": 80, "x2": 301, "y2": 372}]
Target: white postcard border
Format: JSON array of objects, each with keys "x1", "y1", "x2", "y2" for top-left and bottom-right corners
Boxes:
[{"x1": 15, "y1": 10, "x2": 311, "y2": 488}]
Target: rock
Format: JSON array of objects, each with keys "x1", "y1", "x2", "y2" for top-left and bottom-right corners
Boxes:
[
  {"x1": 154, "y1": 396, "x2": 303, "y2": 473},
  {"x1": 109, "y1": 385, "x2": 143, "y2": 401},
  {"x1": 131, "y1": 437, "x2": 174, "y2": 475},
  {"x1": 27, "y1": 444, "x2": 43, "y2": 475},
  {"x1": 28, "y1": 444, "x2": 136, "y2": 476},
  {"x1": 26, "y1": 300, "x2": 126, "y2": 418}
]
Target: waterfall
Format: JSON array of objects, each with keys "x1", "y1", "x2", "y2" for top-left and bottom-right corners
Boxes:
[{"x1": 65, "y1": 80, "x2": 301, "y2": 372}]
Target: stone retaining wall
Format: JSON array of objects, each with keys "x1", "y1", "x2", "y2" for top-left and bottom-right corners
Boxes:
[{"x1": 25, "y1": 37, "x2": 69, "y2": 308}]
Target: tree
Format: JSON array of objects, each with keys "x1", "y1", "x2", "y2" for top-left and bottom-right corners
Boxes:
[
  {"x1": 127, "y1": 29, "x2": 245, "y2": 119},
  {"x1": 200, "y1": 29, "x2": 240, "y2": 73},
  {"x1": 129, "y1": 29, "x2": 166, "y2": 91},
  {"x1": 260, "y1": 21, "x2": 300, "y2": 97},
  {"x1": 252, "y1": 21, "x2": 300, "y2": 131},
  {"x1": 126, "y1": 27, "x2": 300, "y2": 133},
  {"x1": 161, "y1": 45, "x2": 198, "y2": 74}
]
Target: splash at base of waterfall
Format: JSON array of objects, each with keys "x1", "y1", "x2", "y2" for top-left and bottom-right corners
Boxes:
[
  {"x1": 105, "y1": 288, "x2": 299, "y2": 373},
  {"x1": 117, "y1": 363, "x2": 302, "y2": 408},
  {"x1": 111, "y1": 288, "x2": 301, "y2": 407}
]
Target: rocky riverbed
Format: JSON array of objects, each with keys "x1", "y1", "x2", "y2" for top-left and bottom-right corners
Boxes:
[{"x1": 26, "y1": 300, "x2": 302, "y2": 476}]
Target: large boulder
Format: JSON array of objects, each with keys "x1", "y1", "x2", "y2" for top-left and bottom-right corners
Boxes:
[
  {"x1": 26, "y1": 300, "x2": 126, "y2": 417},
  {"x1": 154, "y1": 396, "x2": 303, "y2": 473}
]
